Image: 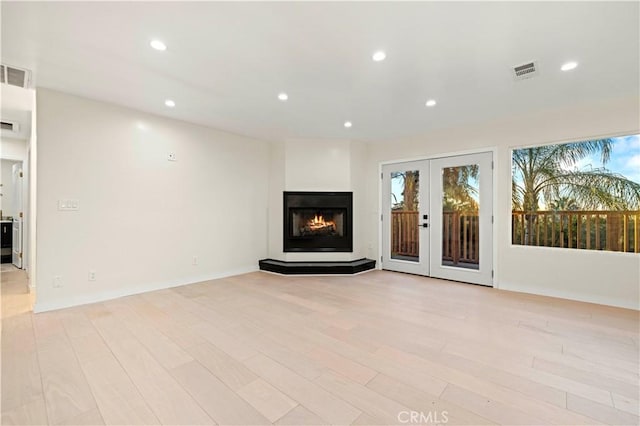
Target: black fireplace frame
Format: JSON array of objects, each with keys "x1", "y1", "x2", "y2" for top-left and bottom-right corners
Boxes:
[{"x1": 283, "y1": 191, "x2": 353, "y2": 252}]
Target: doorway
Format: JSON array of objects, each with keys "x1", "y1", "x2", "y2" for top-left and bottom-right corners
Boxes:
[
  {"x1": 381, "y1": 152, "x2": 493, "y2": 286},
  {"x1": 0, "y1": 159, "x2": 24, "y2": 270}
]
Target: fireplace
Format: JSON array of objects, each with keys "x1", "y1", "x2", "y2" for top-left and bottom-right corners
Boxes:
[{"x1": 283, "y1": 191, "x2": 353, "y2": 252}]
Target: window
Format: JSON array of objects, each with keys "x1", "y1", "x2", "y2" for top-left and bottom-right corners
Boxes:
[{"x1": 511, "y1": 134, "x2": 640, "y2": 252}]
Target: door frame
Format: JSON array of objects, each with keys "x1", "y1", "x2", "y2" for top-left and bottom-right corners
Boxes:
[
  {"x1": 0, "y1": 157, "x2": 26, "y2": 270},
  {"x1": 11, "y1": 162, "x2": 24, "y2": 269},
  {"x1": 378, "y1": 147, "x2": 498, "y2": 288}
]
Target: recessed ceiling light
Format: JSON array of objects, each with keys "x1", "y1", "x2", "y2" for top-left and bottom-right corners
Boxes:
[
  {"x1": 425, "y1": 99, "x2": 437, "y2": 107},
  {"x1": 561, "y1": 61, "x2": 578, "y2": 71},
  {"x1": 372, "y1": 51, "x2": 386, "y2": 62},
  {"x1": 164, "y1": 99, "x2": 176, "y2": 108},
  {"x1": 278, "y1": 93, "x2": 288, "y2": 101},
  {"x1": 150, "y1": 40, "x2": 167, "y2": 51},
  {"x1": 344, "y1": 121, "x2": 353, "y2": 128}
]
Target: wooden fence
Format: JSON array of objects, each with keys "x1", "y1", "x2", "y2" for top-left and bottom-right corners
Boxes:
[
  {"x1": 391, "y1": 210, "x2": 480, "y2": 265},
  {"x1": 391, "y1": 210, "x2": 640, "y2": 264},
  {"x1": 391, "y1": 211, "x2": 419, "y2": 257},
  {"x1": 512, "y1": 210, "x2": 640, "y2": 252},
  {"x1": 443, "y1": 211, "x2": 480, "y2": 265}
]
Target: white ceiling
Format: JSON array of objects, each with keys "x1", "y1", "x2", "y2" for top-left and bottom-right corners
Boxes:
[{"x1": 1, "y1": 2, "x2": 638, "y2": 142}]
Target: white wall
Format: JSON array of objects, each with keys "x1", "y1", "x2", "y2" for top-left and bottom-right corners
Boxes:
[
  {"x1": 365, "y1": 96, "x2": 640, "y2": 310},
  {"x1": 284, "y1": 140, "x2": 352, "y2": 191},
  {"x1": 267, "y1": 139, "x2": 367, "y2": 262},
  {"x1": 35, "y1": 89, "x2": 270, "y2": 312},
  {"x1": 32, "y1": 88, "x2": 639, "y2": 311},
  {"x1": 0, "y1": 138, "x2": 27, "y2": 161}
]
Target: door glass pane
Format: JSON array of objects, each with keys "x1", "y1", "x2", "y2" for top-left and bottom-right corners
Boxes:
[
  {"x1": 391, "y1": 170, "x2": 419, "y2": 262},
  {"x1": 442, "y1": 165, "x2": 480, "y2": 269}
]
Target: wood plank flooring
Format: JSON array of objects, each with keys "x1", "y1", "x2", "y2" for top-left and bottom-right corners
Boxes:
[{"x1": 2, "y1": 269, "x2": 639, "y2": 425}]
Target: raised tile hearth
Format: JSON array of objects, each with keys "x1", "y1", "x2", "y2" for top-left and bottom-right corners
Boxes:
[{"x1": 259, "y1": 258, "x2": 376, "y2": 275}]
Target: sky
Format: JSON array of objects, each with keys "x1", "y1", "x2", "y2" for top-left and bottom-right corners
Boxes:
[
  {"x1": 528, "y1": 134, "x2": 640, "y2": 182},
  {"x1": 587, "y1": 134, "x2": 640, "y2": 183}
]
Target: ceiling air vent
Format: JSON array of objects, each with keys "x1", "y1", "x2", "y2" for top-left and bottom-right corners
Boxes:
[
  {"x1": 1, "y1": 64, "x2": 31, "y2": 88},
  {"x1": 1, "y1": 121, "x2": 18, "y2": 132},
  {"x1": 512, "y1": 61, "x2": 539, "y2": 81}
]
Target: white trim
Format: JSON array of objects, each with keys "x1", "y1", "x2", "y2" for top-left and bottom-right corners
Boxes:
[
  {"x1": 0, "y1": 154, "x2": 25, "y2": 162},
  {"x1": 508, "y1": 241, "x2": 640, "y2": 259},
  {"x1": 491, "y1": 149, "x2": 498, "y2": 288},
  {"x1": 377, "y1": 163, "x2": 383, "y2": 270},
  {"x1": 508, "y1": 129, "x2": 640, "y2": 151},
  {"x1": 33, "y1": 265, "x2": 258, "y2": 313}
]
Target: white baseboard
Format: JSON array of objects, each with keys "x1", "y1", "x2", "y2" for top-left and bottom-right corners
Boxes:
[
  {"x1": 33, "y1": 265, "x2": 259, "y2": 313},
  {"x1": 497, "y1": 281, "x2": 639, "y2": 311}
]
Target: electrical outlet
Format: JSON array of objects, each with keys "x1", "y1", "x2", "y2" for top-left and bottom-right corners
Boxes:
[
  {"x1": 167, "y1": 152, "x2": 177, "y2": 161},
  {"x1": 53, "y1": 275, "x2": 63, "y2": 288},
  {"x1": 192, "y1": 256, "x2": 198, "y2": 266},
  {"x1": 88, "y1": 270, "x2": 96, "y2": 281}
]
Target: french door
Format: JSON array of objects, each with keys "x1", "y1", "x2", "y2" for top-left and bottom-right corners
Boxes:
[
  {"x1": 381, "y1": 161, "x2": 430, "y2": 275},
  {"x1": 381, "y1": 152, "x2": 493, "y2": 286}
]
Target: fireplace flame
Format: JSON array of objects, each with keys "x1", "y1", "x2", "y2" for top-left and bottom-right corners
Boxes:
[{"x1": 307, "y1": 214, "x2": 335, "y2": 231}]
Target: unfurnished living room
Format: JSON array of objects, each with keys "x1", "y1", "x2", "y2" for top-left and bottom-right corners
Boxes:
[{"x1": 1, "y1": 1, "x2": 639, "y2": 425}]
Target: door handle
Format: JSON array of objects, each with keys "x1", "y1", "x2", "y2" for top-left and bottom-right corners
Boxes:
[{"x1": 420, "y1": 223, "x2": 429, "y2": 228}]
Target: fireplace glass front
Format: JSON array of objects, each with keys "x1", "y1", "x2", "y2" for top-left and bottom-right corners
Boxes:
[{"x1": 283, "y1": 192, "x2": 353, "y2": 252}]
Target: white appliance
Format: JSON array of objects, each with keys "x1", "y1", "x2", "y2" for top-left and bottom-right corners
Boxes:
[
  {"x1": 12, "y1": 218, "x2": 21, "y2": 268},
  {"x1": 11, "y1": 163, "x2": 22, "y2": 268}
]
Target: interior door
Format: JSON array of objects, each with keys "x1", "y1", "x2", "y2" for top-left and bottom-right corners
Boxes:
[
  {"x1": 381, "y1": 161, "x2": 430, "y2": 275},
  {"x1": 12, "y1": 164, "x2": 22, "y2": 268},
  {"x1": 429, "y1": 152, "x2": 493, "y2": 285}
]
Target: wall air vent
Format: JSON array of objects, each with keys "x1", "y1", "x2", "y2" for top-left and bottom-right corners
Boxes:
[
  {"x1": 1, "y1": 64, "x2": 31, "y2": 88},
  {"x1": 1, "y1": 121, "x2": 19, "y2": 133},
  {"x1": 512, "y1": 61, "x2": 539, "y2": 81}
]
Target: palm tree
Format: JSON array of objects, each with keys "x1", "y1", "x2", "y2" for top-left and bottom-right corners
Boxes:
[
  {"x1": 512, "y1": 138, "x2": 640, "y2": 244},
  {"x1": 443, "y1": 165, "x2": 479, "y2": 212},
  {"x1": 549, "y1": 196, "x2": 580, "y2": 211},
  {"x1": 392, "y1": 166, "x2": 479, "y2": 212},
  {"x1": 391, "y1": 171, "x2": 419, "y2": 211},
  {"x1": 512, "y1": 139, "x2": 640, "y2": 212}
]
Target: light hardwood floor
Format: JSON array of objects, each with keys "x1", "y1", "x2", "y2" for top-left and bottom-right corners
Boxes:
[{"x1": 2, "y1": 269, "x2": 639, "y2": 425}]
